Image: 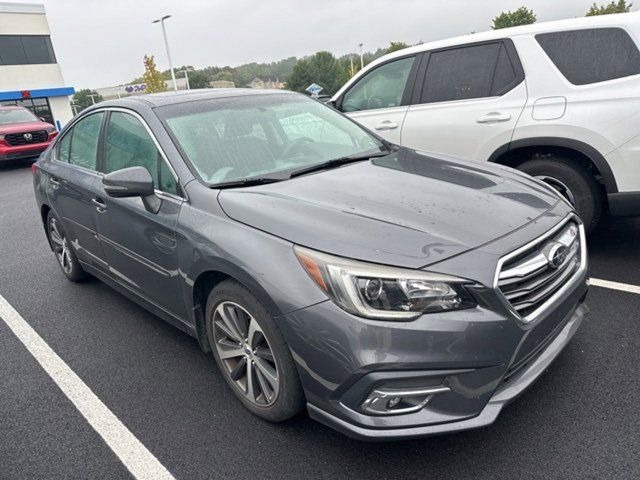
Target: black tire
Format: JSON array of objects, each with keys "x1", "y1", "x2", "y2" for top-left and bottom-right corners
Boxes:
[
  {"x1": 517, "y1": 157, "x2": 602, "y2": 232},
  {"x1": 46, "y1": 210, "x2": 88, "y2": 282},
  {"x1": 205, "y1": 279, "x2": 304, "y2": 422}
]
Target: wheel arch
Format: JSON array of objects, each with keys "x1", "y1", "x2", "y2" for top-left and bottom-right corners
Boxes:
[
  {"x1": 488, "y1": 137, "x2": 618, "y2": 194},
  {"x1": 190, "y1": 262, "x2": 284, "y2": 353}
]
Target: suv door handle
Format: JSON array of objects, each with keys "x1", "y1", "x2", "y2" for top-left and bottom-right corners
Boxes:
[
  {"x1": 477, "y1": 112, "x2": 512, "y2": 124},
  {"x1": 91, "y1": 197, "x2": 107, "y2": 213},
  {"x1": 50, "y1": 177, "x2": 60, "y2": 188},
  {"x1": 375, "y1": 120, "x2": 399, "y2": 131}
]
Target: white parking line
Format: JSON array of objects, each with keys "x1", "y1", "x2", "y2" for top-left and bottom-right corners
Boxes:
[
  {"x1": 590, "y1": 278, "x2": 640, "y2": 295},
  {"x1": 0, "y1": 294, "x2": 176, "y2": 480}
]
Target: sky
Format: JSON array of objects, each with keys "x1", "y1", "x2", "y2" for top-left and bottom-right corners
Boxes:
[{"x1": 16, "y1": 0, "x2": 635, "y2": 89}]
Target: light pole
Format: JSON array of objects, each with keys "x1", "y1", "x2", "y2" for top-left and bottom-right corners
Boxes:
[
  {"x1": 88, "y1": 94, "x2": 98, "y2": 105},
  {"x1": 358, "y1": 43, "x2": 364, "y2": 70},
  {"x1": 181, "y1": 67, "x2": 194, "y2": 89},
  {"x1": 152, "y1": 14, "x2": 178, "y2": 91}
]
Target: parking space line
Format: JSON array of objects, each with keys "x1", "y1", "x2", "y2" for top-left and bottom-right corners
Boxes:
[
  {"x1": 0, "y1": 294, "x2": 176, "y2": 480},
  {"x1": 590, "y1": 278, "x2": 640, "y2": 295}
]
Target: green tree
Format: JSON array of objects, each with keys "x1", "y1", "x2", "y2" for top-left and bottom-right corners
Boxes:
[
  {"x1": 188, "y1": 71, "x2": 211, "y2": 89},
  {"x1": 286, "y1": 51, "x2": 349, "y2": 95},
  {"x1": 141, "y1": 55, "x2": 166, "y2": 93},
  {"x1": 492, "y1": 6, "x2": 537, "y2": 29},
  {"x1": 586, "y1": 0, "x2": 632, "y2": 15},
  {"x1": 72, "y1": 89, "x2": 103, "y2": 112},
  {"x1": 387, "y1": 42, "x2": 409, "y2": 54}
]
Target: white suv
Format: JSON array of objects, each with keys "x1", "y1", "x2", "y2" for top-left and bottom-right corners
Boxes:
[{"x1": 330, "y1": 12, "x2": 640, "y2": 231}]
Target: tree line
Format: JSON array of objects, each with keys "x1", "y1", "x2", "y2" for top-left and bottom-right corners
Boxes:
[{"x1": 73, "y1": 0, "x2": 634, "y2": 110}]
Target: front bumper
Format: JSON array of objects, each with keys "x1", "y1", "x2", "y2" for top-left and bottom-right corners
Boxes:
[
  {"x1": 0, "y1": 142, "x2": 50, "y2": 161},
  {"x1": 307, "y1": 301, "x2": 588, "y2": 441}
]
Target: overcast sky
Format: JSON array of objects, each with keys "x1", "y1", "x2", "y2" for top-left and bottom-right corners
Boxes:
[{"x1": 19, "y1": 0, "x2": 636, "y2": 89}]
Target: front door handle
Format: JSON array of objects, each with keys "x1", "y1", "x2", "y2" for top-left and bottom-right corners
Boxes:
[
  {"x1": 91, "y1": 197, "x2": 107, "y2": 213},
  {"x1": 50, "y1": 177, "x2": 60, "y2": 188},
  {"x1": 375, "y1": 120, "x2": 399, "y2": 131},
  {"x1": 477, "y1": 112, "x2": 512, "y2": 124}
]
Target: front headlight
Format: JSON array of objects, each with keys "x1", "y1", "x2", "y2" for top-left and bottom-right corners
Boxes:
[{"x1": 294, "y1": 246, "x2": 476, "y2": 320}]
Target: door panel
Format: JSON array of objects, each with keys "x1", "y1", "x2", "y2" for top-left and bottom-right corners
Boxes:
[
  {"x1": 402, "y1": 82, "x2": 527, "y2": 161},
  {"x1": 346, "y1": 106, "x2": 408, "y2": 144},
  {"x1": 401, "y1": 41, "x2": 527, "y2": 162},
  {"x1": 93, "y1": 192, "x2": 185, "y2": 318},
  {"x1": 44, "y1": 161, "x2": 107, "y2": 269}
]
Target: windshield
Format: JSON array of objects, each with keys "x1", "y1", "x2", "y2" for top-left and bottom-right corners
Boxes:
[
  {"x1": 159, "y1": 94, "x2": 383, "y2": 185},
  {"x1": 0, "y1": 108, "x2": 38, "y2": 125}
]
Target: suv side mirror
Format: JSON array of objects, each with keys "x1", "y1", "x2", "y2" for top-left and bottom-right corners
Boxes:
[{"x1": 102, "y1": 166, "x2": 161, "y2": 213}]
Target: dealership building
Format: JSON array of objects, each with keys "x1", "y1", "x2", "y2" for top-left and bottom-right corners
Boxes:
[{"x1": 0, "y1": 2, "x2": 74, "y2": 129}]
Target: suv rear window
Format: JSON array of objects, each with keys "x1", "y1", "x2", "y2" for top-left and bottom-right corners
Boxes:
[
  {"x1": 536, "y1": 28, "x2": 640, "y2": 85},
  {"x1": 418, "y1": 42, "x2": 519, "y2": 104}
]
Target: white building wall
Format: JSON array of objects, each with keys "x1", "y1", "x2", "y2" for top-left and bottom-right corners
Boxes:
[{"x1": 48, "y1": 95, "x2": 73, "y2": 126}]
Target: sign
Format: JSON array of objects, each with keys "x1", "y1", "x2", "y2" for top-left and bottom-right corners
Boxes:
[
  {"x1": 124, "y1": 84, "x2": 147, "y2": 94},
  {"x1": 21, "y1": 90, "x2": 31, "y2": 99},
  {"x1": 305, "y1": 83, "x2": 323, "y2": 96}
]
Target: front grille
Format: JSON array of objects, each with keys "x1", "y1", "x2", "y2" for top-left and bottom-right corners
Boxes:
[
  {"x1": 4, "y1": 130, "x2": 48, "y2": 146},
  {"x1": 497, "y1": 218, "x2": 583, "y2": 321}
]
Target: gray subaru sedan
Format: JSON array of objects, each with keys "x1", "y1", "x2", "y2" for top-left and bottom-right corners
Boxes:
[{"x1": 33, "y1": 89, "x2": 589, "y2": 440}]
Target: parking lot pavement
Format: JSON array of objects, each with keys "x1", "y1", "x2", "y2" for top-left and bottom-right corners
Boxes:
[{"x1": 1, "y1": 161, "x2": 639, "y2": 480}]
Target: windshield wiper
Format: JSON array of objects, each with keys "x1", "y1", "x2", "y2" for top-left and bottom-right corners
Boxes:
[
  {"x1": 288, "y1": 150, "x2": 390, "y2": 178},
  {"x1": 210, "y1": 176, "x2": 286, "y2": 189}
]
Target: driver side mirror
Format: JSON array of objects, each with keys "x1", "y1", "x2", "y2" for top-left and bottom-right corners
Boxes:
[{"x1": 102, "y1": 166, "x2": 161, "y2": 214}]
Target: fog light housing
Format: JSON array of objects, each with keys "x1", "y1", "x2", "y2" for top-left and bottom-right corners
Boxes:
[{"x1": 361, "y1": 386, "x2": 450, "y2": 415}]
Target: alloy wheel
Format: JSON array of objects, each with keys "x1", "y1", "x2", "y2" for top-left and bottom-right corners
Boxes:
[
  {"x1": 49, "y1": 217, "x2": 72, "y2": 275},
  {"x1": 535, "y1": 175, "x2": 576, "y2": 206},
  {"x1": 212, "y1": 301, "x2": 279, "y2": 406}
]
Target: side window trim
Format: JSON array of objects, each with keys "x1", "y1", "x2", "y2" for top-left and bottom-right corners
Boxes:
[
  {"x1": 410, "y1": 38, "x2": 525, "y2": 106},
  {"x1": 101, "y1": 107, "x2": 186, "y2": 200},
  {"x1": 336, "y1": 53, "x2": 419, "y2": 111}
]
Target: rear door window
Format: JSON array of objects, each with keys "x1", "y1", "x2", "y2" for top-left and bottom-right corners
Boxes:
[
  {"x1": 68, "y1": 112, "x2": 104, "y2": 170},
  {"x1": 419, "y1": 42, "x2": 517, "y2": 103},
  {"x1": 536, "y1": 28, "x2": 640, "y2": 85}
]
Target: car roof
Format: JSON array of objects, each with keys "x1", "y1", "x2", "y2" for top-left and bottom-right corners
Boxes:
[
  {"x1": 0, "y1": 105, "x2": 25, "y2": 111},
  {"x1": 333, "y1": 10, "x2": 640, "y2": 99},
  {"x1": 97, "y1": 88, "x2": 300, "y2": 109}
]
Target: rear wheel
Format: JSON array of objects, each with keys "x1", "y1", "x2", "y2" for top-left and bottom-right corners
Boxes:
[
  {"x1": 46, "y1": 211, "x2": 88, "y2": 282},
  {"x1": 517, "y1": 157, "x2": 602, "y2": 232},
  {"x1": 206, "y1": 279, "x2": 304, "y2": 422}
]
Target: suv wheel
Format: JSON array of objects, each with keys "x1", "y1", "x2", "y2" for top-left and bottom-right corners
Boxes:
[
  {"x1": 205, "y1": 279, "x2": 304, "y2": 422},
  {"x1": 517, "y1": 157, "x2": 602, "y2": 232},
  {"x1": 47, "y1": 211, "x2": 88, "y2": 282}
]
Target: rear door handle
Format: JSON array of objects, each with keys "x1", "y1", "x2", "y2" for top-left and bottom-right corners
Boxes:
[
  {"x1": 91, "y1": 197, "x2": 107, "y2": 213},
  {"x1": 477, "y1": 112, "x2": 512, "y2": 124},
  {"x1": 50, "y1": 177, "x2": 60, "y2": 188},
  {"x1": 375, "y1": 120, "x2": 399, "y2": 131}
]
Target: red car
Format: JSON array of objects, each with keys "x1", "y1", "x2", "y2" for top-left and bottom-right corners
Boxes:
[{"x1": 0, "y1": 106, "x2": 58, "y2": 162}]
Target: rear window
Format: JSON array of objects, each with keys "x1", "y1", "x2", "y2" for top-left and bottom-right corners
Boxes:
[
  {"x1": 419, "y1": 42, "x2": 519, "y2": 104},
  {"x1": 536, "y1": 28, "x2": 640, "y2": 85}
]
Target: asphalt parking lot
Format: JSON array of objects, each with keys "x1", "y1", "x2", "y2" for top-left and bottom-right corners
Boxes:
[{"x1": 1, "y1": 160, "x2": 639, "y2": 480}]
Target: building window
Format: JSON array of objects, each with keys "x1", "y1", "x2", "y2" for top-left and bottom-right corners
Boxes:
[
  {"x1": 0, "y1": 35, "x2": 56, "y2": 65},
  {"x1": 1, "y1": 98, "x2": 54, "y2": 124}
]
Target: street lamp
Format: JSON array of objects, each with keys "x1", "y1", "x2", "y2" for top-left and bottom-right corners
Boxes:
[
  {"x1": 152, "y1": 14, "x2": 178, "y2": 91},
  {"x1": 181, "y1": 67, "x2": 194, "y2": 90},
  {"x1": 358, "y1": 43, "x2": 364, "y2": 70}
]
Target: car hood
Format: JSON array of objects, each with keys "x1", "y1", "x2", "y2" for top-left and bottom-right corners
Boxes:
[
  {"x1": 217, "y1": 148, "x2": 561, "y2": 269},
  {"x1": 0, "y1": 121, "x2": 53, "y2": 134}
]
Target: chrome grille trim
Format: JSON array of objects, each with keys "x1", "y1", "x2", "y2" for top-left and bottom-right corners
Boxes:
[{"x1": 494, "y1": 214, "x2": 587, "y2": 324}]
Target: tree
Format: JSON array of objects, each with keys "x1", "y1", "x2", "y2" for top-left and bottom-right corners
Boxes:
[
  {"x1": 492, "y1": 6, "x2": 537, "y2": 29},
  {"x1": 286, "y1": 51, "x2": 349, "y2": 96},
  {"x1": 72, "y1": 89, "x2": 103, "y2": 112},
  {"x1": 141, "y1": 55, "x2": 166, "y2": 93},
  {"x1": 188, "y1": 71, "x2": 211, "y2": 89},
  {"x1": 387, "y1": 42, "x2": 409, "y2": 54},
  {"x1": 586, "y1": 0, "x2": 632, "y2": 15}
]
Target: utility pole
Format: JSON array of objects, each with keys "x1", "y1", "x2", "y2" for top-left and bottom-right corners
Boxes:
[
  {"x1": 88, "y1": 94, "x2": 98, "y2": 105},
  {"x1": 152, "y1": 14, "x2": 178, "y2": 91},
  {"x1": 181, "y1": 67, "x2": 194, "y2": 89},
  {"x1": 358, "y1": 43, "x2": 364, "y2": 70}
]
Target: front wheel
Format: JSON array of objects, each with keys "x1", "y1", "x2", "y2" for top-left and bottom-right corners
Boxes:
[
  {"x1": 206, "y1": 279, "x2": 304, "y2": 422},
  {"x1": 517, "y1": 157, "x2": 602, "y2": 232}
]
